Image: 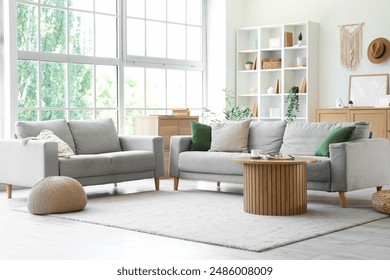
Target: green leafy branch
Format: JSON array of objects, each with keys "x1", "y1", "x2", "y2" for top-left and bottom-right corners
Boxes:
[
  {"x1": 285, "y1": 86, "x2": 299, "y2": 123},
  {"x1": 223, "y1": 88, "x2": 251, "y2": 121}
]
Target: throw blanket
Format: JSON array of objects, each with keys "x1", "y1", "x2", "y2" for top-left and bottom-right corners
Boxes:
[{"x1": 22, "y1": 129, "x2": 74, "y2": 158}]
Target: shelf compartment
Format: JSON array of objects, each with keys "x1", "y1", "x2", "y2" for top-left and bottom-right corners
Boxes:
[
  {"x1": 284, "y1": 47, "x2": 308, "y2": 68},
  {"x1": 284, "y1": 23, "x2": 308, "y2": 47},
  {"x1": 284, "y1": 94, "x2": 307, "y2": 120},
  {"x1": 260, "y1": 71, "x2": 282, "y2": 94},
  {"x1": 260, "y1": 25, "x2": 282, "y2": 49},
  {"x1": 259, "y1": 95, "x2": 282, "y2": 118},
  {"x1": 237, "y1": 27, "x2": 259, "y2": 52},
  {"x1": 284, "y1": 70, "x2": 307, "y2": 94}
]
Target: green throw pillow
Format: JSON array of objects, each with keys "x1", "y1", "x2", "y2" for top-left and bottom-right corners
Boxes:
[
  {"x1": 315, "y1": 126, "x2": 356, "y2": 157},
  {"x1": 190, "y1": 121, "x2": 212, "y2": 151}
]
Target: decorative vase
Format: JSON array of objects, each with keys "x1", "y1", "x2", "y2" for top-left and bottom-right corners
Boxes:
[
  {"x1": 267, "y1": 86, "x2": 275, "y2": 94},
  {"x1": 296, "y1": 57, "x2": 306, "y2": 67}
]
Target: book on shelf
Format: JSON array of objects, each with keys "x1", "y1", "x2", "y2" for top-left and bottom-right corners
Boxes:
[
  {"x1": 284, "y1": 32, "x2": 293, "y2": 47},
  {"x1": 299, "y1": 77, "x2": 307, "y2": 93},
  {"x1": 252, "y1": 54, "x2": 258, "y2": 70},
  {"x1": 251, "y1": 102, "x2": 258, "y2": 117},
  {"x1": 274, "y1": 78, "x2": 280, "y2": 94}
]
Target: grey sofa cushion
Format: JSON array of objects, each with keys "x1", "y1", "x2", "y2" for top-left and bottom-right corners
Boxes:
[
  {"x1": 307, "y1": 156, "x2": 331, "y2": 182},
  {"x1": 103, "y1": 151, "x2": 155, "y2": 174},
  {"x1": 15, "y1": 119, "x2": 76, "y2": 153},
  {"x1": 248, "y1": 121, "x2": 286, "y2": 154},
  {"x1": 68, "y1": 118, "x2": 121, "y2": 154},
  {"x1": 280, "y1": 122, "x2": 370, "y2": 156},
  {"x1": 59, "y1": 151, "x2": 155, "y2": 178},
  {"x1": 179, "y1": 151, "x2": 244, "y2": 175},
  {"x1": 59, "y1": 154, "x2": 113, "y2": 178}
]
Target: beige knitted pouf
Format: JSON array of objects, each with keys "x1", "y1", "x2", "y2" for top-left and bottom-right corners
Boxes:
[
  {"x1": 28, "y1": 176, "x2": 87, "y2": 215},
  {"x1": 371, "y1": 190, "x2": 390, "y2": 215}
]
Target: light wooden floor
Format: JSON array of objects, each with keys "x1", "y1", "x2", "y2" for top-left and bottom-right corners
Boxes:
[{"x1": 1, "y1": 179, "x2": 390, "y2": 260}]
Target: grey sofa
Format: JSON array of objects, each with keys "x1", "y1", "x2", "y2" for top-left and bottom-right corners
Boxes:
[
  {"x1": 169, "y1": 121, "x2": 390, "y2": 207},
  {"x1": 0, "y1": 118, "x2": 164, "y2": 198}
]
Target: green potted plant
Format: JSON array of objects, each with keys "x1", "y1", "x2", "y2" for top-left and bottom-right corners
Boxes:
[
  {"x1": 298, "y1": 32, "x2": 303, "y2": 46},
  {"x1": 244, "y1": 60, "x2": 253, "y2": 70},
  {"x1": 223, "y1": 88, "x2": 251, "y2": 120},
  {"x1": 285, "y1": 86, "x2": 299, "y2": 122}
]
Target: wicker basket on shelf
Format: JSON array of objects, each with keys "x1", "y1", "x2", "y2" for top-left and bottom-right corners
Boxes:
[{"x1": 262, "y1": 58, "x2": 281, "y2": 69}]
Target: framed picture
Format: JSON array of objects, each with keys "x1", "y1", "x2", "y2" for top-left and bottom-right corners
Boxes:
[
  {"x1": 349, "y1": 74, "x2": 389, "y2": 106},
  {"x1": 375, "y1": 95, "x2": 390, "y2": 107}
]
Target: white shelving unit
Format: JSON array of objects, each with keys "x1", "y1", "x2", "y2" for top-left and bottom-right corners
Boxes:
[{"x1": 236, "y1": 21, "x2": 319, "y2": 122}]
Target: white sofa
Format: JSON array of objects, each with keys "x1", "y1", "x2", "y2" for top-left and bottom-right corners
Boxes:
[
  {"x1": 0, "y1": 118, "x2": 165, "y2": 198},
  {"x1": 169, "y1": 121, "x2": 390, "y2": 207}
]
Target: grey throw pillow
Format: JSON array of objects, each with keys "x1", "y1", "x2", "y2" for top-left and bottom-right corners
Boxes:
[
  {"x1": 68, "y1": 118, "x2": 121, "y2": 154},
  {"x1": 210, "y1": 119, "x2": 251, "y2": 152}
]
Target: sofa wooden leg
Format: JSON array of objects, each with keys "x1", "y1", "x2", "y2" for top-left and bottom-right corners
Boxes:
[
  {"x1": 174, "y1": 177, "x2": 179, "y2": 191},
  {"x1": 114, "y1": 182, "x2": 117, "y2": 187},
  {"x1": 217, "y1": 181, "x2": 220, "y2": 187},
  {"x1": 6, "y1": 184, "x2": 12, "y2": 199},
  {"x1": 377, "y1": 186, "x2": 383, "y2": 192},
  {"x1": 338, "y1": 191, "x2": 347, "y2": 208},
  {"x1": 154, "y1": 177, "x2": 160, "y2": 191}
]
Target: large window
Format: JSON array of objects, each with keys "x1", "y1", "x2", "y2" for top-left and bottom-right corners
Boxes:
[{"x1": 16, "y1": 0, "x2": 206, "y2": 134}]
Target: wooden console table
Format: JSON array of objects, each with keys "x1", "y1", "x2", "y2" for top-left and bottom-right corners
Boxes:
[
  {"x1": 234, "y1": 157, "x2": 317, "y2": 216},
  {"x1": 135, "y1": 115, "x2": 199, "y2": 178},
  {"x1": 316, "y1": 107, "x2": 390, "y2": 139}
]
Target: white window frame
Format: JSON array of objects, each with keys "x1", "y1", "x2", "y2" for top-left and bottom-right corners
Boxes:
[
  {"x1": 2, "y1": 0, "x2": 207, "y2": 137},
  {"x1": 121, "y1": 0, "x2": 207, "y2": 134},
  {"x1": 15, "y1": 0, "x2": 121, "y2": 126}
]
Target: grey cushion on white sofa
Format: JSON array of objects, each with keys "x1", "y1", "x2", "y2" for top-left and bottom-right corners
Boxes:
[
  {"x1": 68, "y1": 118, "x2": 122, "y2": 154},
  {"x1": 15, "y1": 119, "x2": 76, "y2": 153}
]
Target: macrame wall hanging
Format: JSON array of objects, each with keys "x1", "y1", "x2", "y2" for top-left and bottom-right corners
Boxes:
[{"x1": 339, "y1": 23, "x2": 364, "y2": 70}]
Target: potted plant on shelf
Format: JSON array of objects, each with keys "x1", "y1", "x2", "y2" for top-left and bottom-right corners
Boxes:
[
  {"x1": 285, "y1": 86, "x2": 300, "y2": 122},
  {"x1": 298, "y1": 32, "x2": 303, "y2": 46},
  {"x1": 244, "y1": 61, "x2": 253, "y2": 70},
  {"x1": 223, "y1": 88, "x2": 251, "y2": 120}
]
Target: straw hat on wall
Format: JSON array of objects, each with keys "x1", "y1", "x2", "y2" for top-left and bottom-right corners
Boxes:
[{"x1": 367, "y1": 37, "x2": 390, "y2": 64}]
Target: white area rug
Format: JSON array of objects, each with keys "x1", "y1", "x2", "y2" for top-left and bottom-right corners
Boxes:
[{"x1": 18, "y1": 188, "x2": 387, "y2": 252}]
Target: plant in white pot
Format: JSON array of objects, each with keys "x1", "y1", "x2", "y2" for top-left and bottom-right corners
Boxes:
[
  {"x1": 244, "y1": 61, "x2": 253, "y2": 70},
  {"x1": 298, "y1": 32, "x2": 303, "y2": 46}
]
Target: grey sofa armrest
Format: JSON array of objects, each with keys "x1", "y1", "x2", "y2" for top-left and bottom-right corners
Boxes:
[
  {"x1": 330, "y1": 138, "x2": 390, "y2": 192},
  {"x1": 119, "y1": 136, "x2": 165, "y2": 177},
  {"x1": 169, "y1": 136, "x2": 192, "y2": 177},
  {"x1": 0, "y1": 139, "x2": 59, "y2": 187}
]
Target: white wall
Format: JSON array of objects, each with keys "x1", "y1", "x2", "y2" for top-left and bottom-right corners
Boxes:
[
  {"x1": 207, "y1": 0, "x2": 245, "y2": 120},
  {"x1": 0, "y1": 0, "x2": 4, "y2": 139},
  {"x1": 242, "y1": 0, "x2": 390, "y2": 107}
]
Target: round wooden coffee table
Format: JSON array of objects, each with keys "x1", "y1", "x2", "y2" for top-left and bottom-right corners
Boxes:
[{"x1": 235, "y1": 156, "x2": 317, "y2": 216}]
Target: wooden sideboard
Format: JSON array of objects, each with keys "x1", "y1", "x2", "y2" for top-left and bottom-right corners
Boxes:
[
  {"x1": 316, "y1": 107, "x2": 390, "y2": 139},
  {"x1": 135, "y1": 115, "x2": 199, "y2": 178}
]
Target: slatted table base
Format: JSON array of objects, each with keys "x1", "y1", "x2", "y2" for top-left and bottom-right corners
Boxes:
[{"x1": 243, "y1": 163, "x2": 307, "y2": 216}]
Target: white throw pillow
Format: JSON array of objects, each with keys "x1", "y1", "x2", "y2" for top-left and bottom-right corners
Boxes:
[
  {"x1": 210, "y1": 119, "x2": 251, "y2": 152},
  {"x1": 36, "y1": 129, "x2": 75, "y2": 158}
]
